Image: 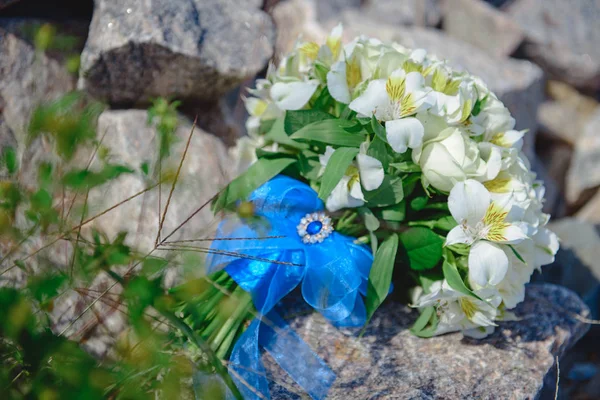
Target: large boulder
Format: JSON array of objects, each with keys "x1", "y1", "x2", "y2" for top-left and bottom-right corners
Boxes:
[
  {"x1": 78, "y1": 0, "x2": 275, "y2": 106},
  {"x1": 566, "y1": 107, "x2": 600, "y2": 204},
  {"x1": 84, "y1": 109, "x2": 233, "y2": 254},
  {"x1": 442, "y1": 0, "x2": 524, "y2": 57},
  {"x1": 360, "y1": 0, "x2": 442, "y2": 27},
  {"x1": 337, "y1": 14, "x2": 544, "y2": 160},
  {"x1": 269, "y1": 284, "x2": 589, "y2": 399},
  {"x1": 0, "y1": 20, "x2": 76, "y2": 149},
  {"x1": 504, "y1": 0, "x2": 600, "y2": 91}
]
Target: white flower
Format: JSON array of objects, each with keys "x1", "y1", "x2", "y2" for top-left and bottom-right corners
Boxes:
[
  {"x1": 319, "y1": 144, "x2": 384, "y2": 212},
  {"x1": 417, "y1": 280, "x2": 501, "y2": 337},
  {"x1": 446, "y1": 180, "x2": 528, "y2": 287},
  {"x1": 349, "y1": 69, "x2": 434, "y2": 153},
  {"x1": 270, "y1": 80, "x2": 319, "y2": 111},
  {"x1": 414, "y1": 127, "x2": 501, "y2": 192}
]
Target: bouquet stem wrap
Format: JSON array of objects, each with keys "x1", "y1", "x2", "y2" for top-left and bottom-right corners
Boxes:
[{"x1": 207, "y1": 176, "x2": 374, "y2": 399}]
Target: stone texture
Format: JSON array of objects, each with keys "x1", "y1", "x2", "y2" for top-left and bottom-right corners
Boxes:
[
  {"x1": 314, "y1": 0, "x2": 361, "y2": 22},
  {"x1": 338, "y1": 13, "x2": 544, "y2": 160},
  {"x1": 542, "y1": 219, "x2": 600, "y2": 311},
  {"x1": 84, "y1": 109, "x2": 233, "y2": 254},
  {"x1": 271, "y1": 0, "x2": 328, "y2": 62},
  {"x1": 360, "y1": 0, "x2": 442, "y2": 27},
  {"x1": 504, "y1": 0, "x2": 600, "y2": 90},
  {"x1": 78, "y1": 0, "x2": 275, "y2": 106},
  {"x1": 0, "y1": 20, "x2": 76, "y2": 150},
  {"x1": 537, "y1": 81, "x2": 599, "y2": 146},
  {"x1": 566, "y1": 107, "x2": 600, "y2": 204},
  {"x1": 575, "y1": 190, "x2": 600, "y2": 224},
  {"x1": 268, "y1": 284, "x2": 589, "y2": 399},
  {"x1": 442, "y1": 0, "x2": 524, "y2": 57}
]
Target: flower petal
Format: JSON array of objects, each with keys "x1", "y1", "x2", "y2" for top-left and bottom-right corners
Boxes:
[
  {"x1": 356, "y1": 153, "x2": 384, "y2": 191},
  {"x1": 445, "y1": 226, "x2": 474, "y2": 246},
  {"x1": 270, "y1": 80, "x2": 319, "y2": 110},
  {"x1": 327, "y1": 61, "x2": 351, "y2": 104},
  {"x1": 385, "y1": 117, "x2": 425, "y2": 153},
  {"x1": 495, "y1": 224, "x2": 528, "y2": 244},
  {"x1": 468, "y1": 241, "x2": 509, "y2": 287},
  {"x1": 448, "y1": 180, "x2": 491, "y2": 226},
  {"x1": 326, "y1": 176, "x2": 364, "y2": 212},
  {"x1": 349, "y1": 79, "x2": 388, "y2": 117}
]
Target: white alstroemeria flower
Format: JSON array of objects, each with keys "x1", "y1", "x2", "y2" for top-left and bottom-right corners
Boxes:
[
  {"x1": 417, "y1": 280, "x2": 501, "y2": 338},
  {"x1": 319, "y1": 144, "x2": 384, "y2": 212},
  {"x1": 349, "y1": 69, "x2": 434, "y2": 153},
  {"x1": 270, "y1": 80, "x2": 319, "y2": 111},
  {"x1": 531, "y1": 227, "x2": 559, "y2": 268},
  {"x1": 327, "y1": 55, "x2": 363, "y2": 104},
  {"x1": 446, "y1": 180, "x2": 528, "y2": 287}
]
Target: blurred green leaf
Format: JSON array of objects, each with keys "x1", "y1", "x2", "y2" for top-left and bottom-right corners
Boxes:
[{"x1": 62, "y1": 164, "x2": 134, "y2": 190}]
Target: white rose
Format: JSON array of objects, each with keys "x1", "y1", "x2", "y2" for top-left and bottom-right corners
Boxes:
[{"x1": 414, "y1": 128, "x2": 500, "y2": 192}]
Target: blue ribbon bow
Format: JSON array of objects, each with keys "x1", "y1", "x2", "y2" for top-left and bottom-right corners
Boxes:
[{"x1": 207, "y1": 175, "x2": 373, "y2": 399}]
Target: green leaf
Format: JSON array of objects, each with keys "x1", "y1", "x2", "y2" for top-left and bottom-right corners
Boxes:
[
  {"x1": 410, "y1": 306, "x2": 439, "y2": 338},
  {"x1": 318, "y1": 147, "x2": 359, "y2": 201},
  {"x1": 390, "y1": 161, "x2": 421, "y2": 173},
  {"x1": 62, "y1": 164, "x2": 134, "y2": 189},
  {"x1": 365, "y1": 234, "x2": 399, "y2": 320},
  {"x1": 30, "y1": 189, "x2": 52, "y2": 210},
  {"x1": 409, "y1": 215, "x2": 457, "y2": 232},
  {"x1": 142, "y1": 257, "x2": 169, "y2": 275},
  {"x1": 399, "y1": 227, "x2": 443, "y2": 270},
  {"x1": 442, "y1": 254, "x2": 479, "y2": 300},
  {"x1": 370, "y1": 115, "x2": 387, "y2": 143},
  {"x1": 366, "y1": 136, "x2": 390, "y2": 170},
  {"x1": 364, "y1": 176, "x2": 404, "y2": 207},
  {"x1": 212, "y1": 157, "x2": 296, "y2": 212},
  {"x1": 312, "y1": 86, "x2": 333, "y2": 110},
  {"x1": 379, "y1": 201, "x2": 406, "y2": 222},
  {"x1": 284, "y1": 110, "x2": 335, "y2": 135},
  {"x1": 297, "y1": 151, "x2": 322, "y2": 181},
  {"x1": 1, "y1": 147, "x2": 18, "y2": 175},
  {"x1": 359, "y1": 207, "x2": 380, "y2": 232},
  {"x1": 290, "y1": 119, "x2": 365, "y2": 147},
  {"x1": 264, "y1": 117, "x2": 308, "y2": 150},
  {"x1": 410, "y1": 196, "x2": 428, "y2": 211}
]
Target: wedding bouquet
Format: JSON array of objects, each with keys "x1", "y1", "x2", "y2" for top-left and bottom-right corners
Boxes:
[{"x1": 190, "y1": 24, "x2": 559, "y2": 399}]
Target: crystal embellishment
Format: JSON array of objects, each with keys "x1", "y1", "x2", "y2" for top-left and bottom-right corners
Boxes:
[{"x1": 296, "y1": 212, "x2": 334, "y2": 244}]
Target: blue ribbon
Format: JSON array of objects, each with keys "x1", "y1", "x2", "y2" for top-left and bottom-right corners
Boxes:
[{"x1": 206, "y1": 175, "x2": 373, "y2": 399}]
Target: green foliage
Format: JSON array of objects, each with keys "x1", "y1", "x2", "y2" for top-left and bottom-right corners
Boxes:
[
  {"x1": 365, "y1": 234, "x2": 399, "y2": 320},
  {"x1": 290, "y1": 119, "x2": 366, "y2": 147},
  {"x1": 318, "y1": 147, "x2": 359, "y2": 201},
  {"x1": 399, "y1": 227, "x2": 444, "y2": 271},
  {"x1": 147, "y1": 98, "x2": 181, "y2": 162},
  {"x1": 28, "y1": 92, "x2": 104, "y2": 161}
]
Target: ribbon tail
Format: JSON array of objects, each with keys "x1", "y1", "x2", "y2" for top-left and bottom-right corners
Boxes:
[{"x1": 260, "y1": 310, "x2": 335, "y2": 400}]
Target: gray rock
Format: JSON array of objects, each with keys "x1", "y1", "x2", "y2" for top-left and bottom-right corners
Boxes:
[
  {"x1": 339, "y1": 13, "x2": 544, "y2": 160},
  {"x1": 575, "y1": 190, "x2": 600, "y2": 224},
  {"x1": 566, "y1": 107, "x2": 600, "y2": 204},
  {"x1": 537, "y1": 81, "x2": 599, "y2": 146},
  {"x1": 84, "y1": 109, "x2": 233, "y2": 254},
  {"x1": 271, "y1": 0, "x2": 328, "y2": 61},
  {"x1": 442, "y1": 0, "x2": 524, "y2": 57},
  {"x1": 361, "y1": 0, "x2": 442, "y2": 27},
  {"x1": 504, "y1": 0, "x2": 600, "y2": 90},
  {"x1": 268, "y1": 284, "x2": 589, "y2": 399},
  {"x1": 0, "y1": 21, "x2": 76, "y2": 150},
  {"x1": 543, "y1": 218, "x2": 600, "y2": 308},
  {"x1": 315, "y1": 0, "x2": 361, "y2": 22},
  {"x1": 78, "y1": 0, "x2": 275, "y2": 105}
]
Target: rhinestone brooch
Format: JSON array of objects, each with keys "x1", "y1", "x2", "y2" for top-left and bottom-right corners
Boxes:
[{"x1": 296, "y1": 212, "x2": 334, "y2": 244}]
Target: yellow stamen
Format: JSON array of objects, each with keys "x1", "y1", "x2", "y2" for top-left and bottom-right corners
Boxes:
[
  {"x1": 459, "y1": 297, "x2": 477, "y2": 320},
  {"x1": 386, "y1": 76, "x2": 406, "y2": 101},
  {"x1": 299, "y1": 42, "x2": 319, "y2": 60},
  {"x1": 490, "y1": 133, "x2": 510, "y2": 148},
  {"x1": 326, "y1": 36, "x2": 341, "y2": 60},
  {"x1": 400, "y1": 93, "x2": 417, "y2": 117},
  {"x1": 346, "y1": 58, "x2": 362, "y2": 89},
  {"x1": 402, "y1": 60, "x2": 422, "y2": 74},
  {"x1": 482, "y1": 202, "x2": 510, "y2": 242},
  {"x1": 484, "y1": 177, "x2": 512, "y2": 193}
]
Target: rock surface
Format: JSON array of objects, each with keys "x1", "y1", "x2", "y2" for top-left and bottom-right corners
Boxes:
[
  {"x1": 85, "y1": 109, "x2": 233, "y2": 254},
  {"x1": 78, "y1": 0, "x2": 275, "y2": 105},
  {"x1": 360, "y1": 0, "x2": 442, "y2": 27},
  {"x1": 268, "y1": 284, "x2": 589, "y2": 399},
  {"x1": 338, "y1": 13, "x2": 544, "y2": 160},
  {"x1": 504, "y1": 0, "x2": 600, "y2": 90},
  {"x1": 566, "y1": 107, "x2": 600, "y2": 204},
  {"x1": 537, "y1": 81, "x2": 599, "y2": 146},
  {"x1": 442, "y1": 0, "x2": 524, "y2": 57},
  {"x1": 543, "y1": 219, "x2": 600, "y2": 309},
  {"x1": 575, "y1": 190, "x2": 600, "y2": 224},
  {"x1": 0, "y1": 20, "x2": 76, "y2": 149}
]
